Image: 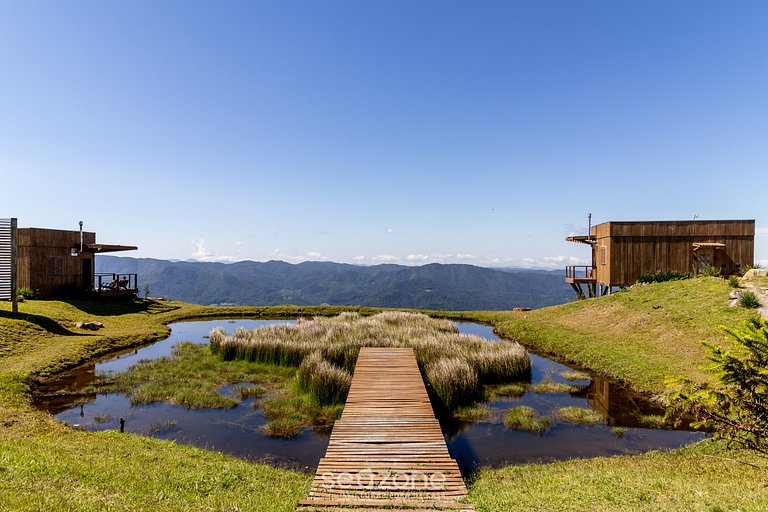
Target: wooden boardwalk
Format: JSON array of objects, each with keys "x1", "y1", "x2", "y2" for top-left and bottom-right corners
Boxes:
[{"x1": 296, "y1": 347, "x2": 474, "y2": 512}]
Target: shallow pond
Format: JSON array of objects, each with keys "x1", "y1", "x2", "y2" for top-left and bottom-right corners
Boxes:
[{"x1": 34, "y1": 318, "x2": 705, "y2": 471}]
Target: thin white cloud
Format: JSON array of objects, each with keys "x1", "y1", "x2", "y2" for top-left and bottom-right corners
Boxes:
[
  {"x1": 372, "y1": 254, "x2": 401, "y2": 262},
  {"x1": 756, "y1": 226, "x2": 768, "y2": 236},
  {"x1": 385, "y1": 227, "x2": 396, "y2": 234},
  {"x1": 353, "y1": 255, "x2": 366, "y2": 262},
  {"x1": 542, "y1": 255, "x2": 590, "y2": 266},
  {"x1": 406, "y1": 254, "x2": 429, "y2": 262},
  {"x1": 192, "y1": 239, "x2": 212, "y2": 258},
  {"x1": 456, "y1": 254, "x2": 475, "y2": 260},
  {"x1": 307, "y1": 251, "x2": 326, "y2": 260},
  {"x1": 477, "y1": 254, "x2": 589, "y2": 269},
  {"x1": 191, "y1": 239, "x2": 236, "y2": 262},
  {"x1": 268, "y1": 248, "x2": 304, "y2": 263}
]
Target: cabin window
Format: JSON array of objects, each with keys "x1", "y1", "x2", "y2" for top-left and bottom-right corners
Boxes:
[
  {"x1": 47, "y1": 257, "x2": 63, "y2": 276},
  {"x1": 600, "y1": 246, "x2": 607, "y2": 265}
]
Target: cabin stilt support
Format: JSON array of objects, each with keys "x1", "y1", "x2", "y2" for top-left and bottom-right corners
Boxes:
[{"x1": 570, "y1": 283, "x2": 586, "y2": 300}]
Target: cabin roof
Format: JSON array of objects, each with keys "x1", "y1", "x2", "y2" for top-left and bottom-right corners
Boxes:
[
  {"x1": 565, "y1": 235, "x2": 596, "y2": 245},
  {"x1": 84, "y1": 243, "x2": 138, "y2": 253}
]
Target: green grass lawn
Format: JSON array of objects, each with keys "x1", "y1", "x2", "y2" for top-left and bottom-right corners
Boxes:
[
  {"x1": 469, "y1": 441, "x2": 767, "y2": 512},
  {"x1": 1, "y1": 278, "x2": 766, "y2": 511}
]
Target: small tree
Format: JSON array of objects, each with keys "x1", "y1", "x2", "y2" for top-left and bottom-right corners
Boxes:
[
  {"x1": 666, "y1": 317, "x2": 768, "y2": 456},
  {"x1": 143, "y1": 284, "x2": 152, "y2": 300}
]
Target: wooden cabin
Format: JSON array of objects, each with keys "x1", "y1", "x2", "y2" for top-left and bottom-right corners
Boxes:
[
  {"x1": 565, "y1": 219, "x2": 755, "y2": 299},
  {"x1": 17, "y1": 227, "x2": 138, "y2": 298}
]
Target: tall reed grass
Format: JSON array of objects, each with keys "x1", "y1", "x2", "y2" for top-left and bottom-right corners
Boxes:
[{"x1": 210, "y1": 311, "x2": 530, "y2": 409}]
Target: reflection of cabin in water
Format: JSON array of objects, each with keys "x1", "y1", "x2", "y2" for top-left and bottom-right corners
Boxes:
[
  {"x1": 565, "y1": 219, "x2": 755, "y2": 299},
  {"x1": 18, "y1": 227, "x2": 138, "y2": 298}
]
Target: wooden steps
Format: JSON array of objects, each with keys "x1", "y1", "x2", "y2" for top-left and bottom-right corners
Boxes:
[{"x1": 296, "y1": 347, "x2": 474, "y2": 512}]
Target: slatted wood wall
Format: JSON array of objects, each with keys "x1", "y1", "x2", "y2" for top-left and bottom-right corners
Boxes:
[
  {"x1": 590, "y1": 220, "x2": 755, "y2": 286},
  {"x1": 17, "y1": 228, "x2": 96, "y2": 297},
  {"x1": 0, "y1": 218, "x2": 15, "y2": 301}
]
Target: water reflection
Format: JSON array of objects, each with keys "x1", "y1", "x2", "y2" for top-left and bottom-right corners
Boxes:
[{"x1": 443, "y1": 353, "x2": 704, "y2": 470}]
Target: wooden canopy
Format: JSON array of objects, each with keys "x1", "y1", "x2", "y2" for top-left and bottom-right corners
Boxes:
[{"x1": 83, "y1": 243, "x2": 138, "y2": 253}]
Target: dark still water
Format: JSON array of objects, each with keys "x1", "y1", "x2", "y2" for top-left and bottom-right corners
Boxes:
[{"x1": 33, "y1": 318, "x2": 705, "y2": 471}]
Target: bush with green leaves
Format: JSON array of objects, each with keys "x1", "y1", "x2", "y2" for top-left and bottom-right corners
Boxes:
[
  {"x1": 727, "y1": 275, "x2": 741, "y2": 288},
  {"x1": 637, "y1": 270, "x2": 693, "y2": 284},
  {"x1": 700, "y1": 265, "x2": 722, "y2": 277},
  {"x1": 17, "y1": 287, "x2": 35, "y2": 300},
  {"x1": 739, "y1": 291, "x2": 761, "y2": 309},
  {"x1": 665, "y1": 318, "x2": 768, "y2": 456}
]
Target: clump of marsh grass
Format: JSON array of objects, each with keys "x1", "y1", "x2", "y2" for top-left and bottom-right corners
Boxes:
[
  {"x1": 504, "y1": 406, "x2": 551, "y2": 433},
  {"x1": 560, "y1": 370, "x2": 591, "y2": 381},
  {"x1": 298, "y1": 352, "x2": 352, "y2": 406},
  {"x1": 261, "y1": 388, "x2": 343, "y2": 438},
  {"x1": 425, "y1": 358, "x2": 479, "y2": 409},
  {"x1": 211, "y1": 312, "x2": 531, "y2": 409},
  {"x1": 556, "y1": 406, "x2": 603, "y2": 425},
  {"x1": 235, "y1": 385, "x2": 266, "y2": 400},
  {"x1": 639, "y1": 414, "x2": 668, "y2": 429},
  {"x1": 488, "y1": 382, "x2": 527, "y2": 398},
  {"x1": 611, "y1": 426, "x2": 628, "y2": 438},
  {"x1": 453, "y1": 404, "x2": 493, "y2": 422},
  {"x1": 529, "y1": 379, "x2": 579, "y2": 394},
  {"x1": 264, "y1": 417, "x2": 305, "y2": 438}
]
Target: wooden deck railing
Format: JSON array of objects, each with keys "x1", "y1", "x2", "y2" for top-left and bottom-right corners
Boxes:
[
  {"x1": 565, "y1": 266, "x2": 595, "y2": 280},
  {"x1": 94, "y1": 273, "x2": 138, "y2": 293}
]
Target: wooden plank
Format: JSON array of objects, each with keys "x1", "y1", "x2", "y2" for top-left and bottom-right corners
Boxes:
[{"x1": 296, "y1": 347, "x2": 474, "y2": 511}]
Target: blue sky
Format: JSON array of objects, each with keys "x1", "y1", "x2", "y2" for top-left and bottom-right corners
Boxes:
[{"x1": 1, "y1": 1, "x2": 766, "y2": 267}]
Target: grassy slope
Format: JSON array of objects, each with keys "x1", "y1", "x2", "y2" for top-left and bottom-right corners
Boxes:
[
  {"x1": 1, "y1": 278, "x2": 766, "y2": 511},
  {"x1": 467, "y1": 277, "x2": 767, "y2": 511},
  {"x1": 470, "y1": 277, "x2": 757, "y2": 393}
]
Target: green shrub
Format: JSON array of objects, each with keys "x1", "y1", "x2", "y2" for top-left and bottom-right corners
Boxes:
[
  {"x1": 700, "y1": 265, "x2": 722, "y2": 277},
  {"x1": 637, "y1": 271, "x2": 693, "y2": 284},
  {"x1": 727, "y1": 275, "x2": 741, "y2": 288},
  {"x1": 17, "y1": 287, "x2": 35, "y2": 300},
  {"x1": 666, "y1": 318, "x2": 768, "y2": 456},
  {"x1": 739, "y1": 291, "x2": 761, "y2": 309}
]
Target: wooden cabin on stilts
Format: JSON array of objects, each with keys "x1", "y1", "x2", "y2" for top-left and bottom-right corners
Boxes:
[{"x1": 565, "y1": 219, "x2": 755, "y2": 300}]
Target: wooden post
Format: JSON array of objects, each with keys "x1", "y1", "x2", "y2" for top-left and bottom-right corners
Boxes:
[{"x1": 10, "y1": 218, "x2": 17, "y2": 313}]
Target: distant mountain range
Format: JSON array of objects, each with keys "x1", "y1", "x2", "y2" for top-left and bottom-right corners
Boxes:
[{"x1": 96, "y1": 256, "x2": 574, "y2": 310}]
